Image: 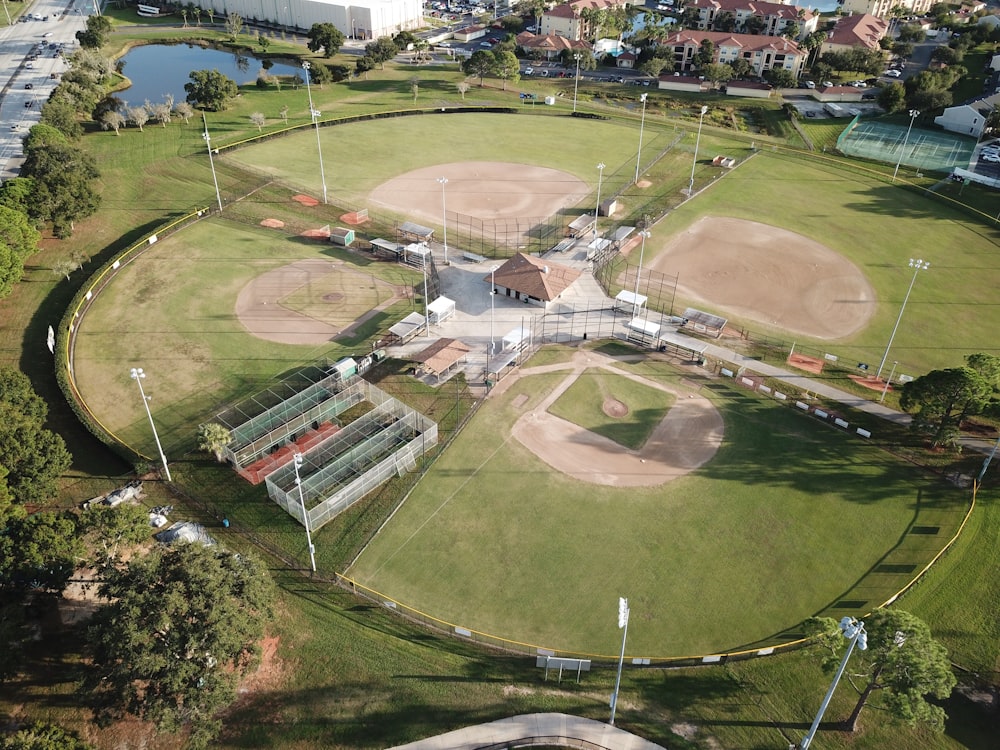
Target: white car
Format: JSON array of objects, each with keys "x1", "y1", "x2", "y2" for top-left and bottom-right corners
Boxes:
[
  {"x1": 982, "y1": 153, "x2": 1000, "y2": 163},
  {"x1": 884, "y1": 69, "x2": 902, "y2": 78},
  {"x1": 523, "y1": 66, "x2": 534, "y2": 75}
]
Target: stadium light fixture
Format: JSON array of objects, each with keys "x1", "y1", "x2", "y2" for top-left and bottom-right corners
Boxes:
[
  {"x1": 437, "y1": 177, "x2": 449, "y2": 265},
  {"x1": 573, "y1": 54, "x2": 582, "y2": 113},
  {"x1": 877, "y1": 258, "x2": 929, "y2": 379},
  {"x1": 489, "y1": 266, "x2": 499, "y2": 357},
  {"x1": 293, "y1": 453, "x2": 317, "y2": 572},
  {"x1": 594, "y1": 162, "x2": 606, "y2": 241},
  {"x1": 801, "y1": 617, "x2": 867, "y2": 749},
  {"x1": 302, "y1": 61, "x2": 329, "y2": 204},
  {"x1": 609, "y1": 596, "x2": 630, "y2": 725},
  {"x1": 688, "y1": 105, "x2": 709, "y2": 196},
  {"x1": 635, "y1": 93, "x2": 648, "y2": 184},
  {"x1": 202, "y1": 113, "x2": 223, "y2": 213},
  {"x1": 892, "y1": 109, "x2": 920, "y2": 183},
  {"x1": 129, "y1": 368, "x2": 171, "y2": 482}
]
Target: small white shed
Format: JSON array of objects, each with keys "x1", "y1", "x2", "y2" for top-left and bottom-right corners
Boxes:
[
  {"x1": 614, "y1": 290, "x2": 647, "y2": 315},
  {"x1": 502, "y1": 326, "x2": 531, "y2": 352},
  {"x1": 427, "y1": 296, "x2": 456, "y2": 325}
]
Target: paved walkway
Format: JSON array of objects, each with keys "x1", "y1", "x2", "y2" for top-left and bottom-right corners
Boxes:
[{"x1": 388, "y1": 713, "x2": 666, "y2": 750}]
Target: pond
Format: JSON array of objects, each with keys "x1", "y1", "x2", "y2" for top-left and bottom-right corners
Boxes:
[{"x1": 117, "y1": 44, "x2": 303, "y2": 106}]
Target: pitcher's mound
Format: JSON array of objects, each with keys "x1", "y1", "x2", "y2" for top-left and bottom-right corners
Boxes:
[
  {"x1": 603, "y1": 398, "x2": 629, "y2": 418},
  {"x1": 293, "y1": 194, "x2": 320, "y2": 207}
]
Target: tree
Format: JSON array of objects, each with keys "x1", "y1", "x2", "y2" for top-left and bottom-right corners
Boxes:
[
  {"x1": 393, "y1": 30, "x2": 417, "y2": 49},
  {"x1": 149, "y1": 99, "x2": 173, "y2": 127},
  {"x1": 463, "y1": 50, "x2": 495, "y2": 86},
  {"x1": 893, "y1": 41, "x2": 914, "y2": 59},
  {"x1": 0, "y1": 511, "x2": 82, "y2": 593},
  {"x1": 782, "y1": 21, "x2": 801, "y2": 39},
  {"x1": 52, "y1": 257, "x2": 82, "y2": 280},
  {"x1": 0, "y1": 405, "x2": 72, "y2": 505},
  {"x1": 744, "y1": 15, "x2": 766, "y2": 35},
  {"x1": 257, "y1": 33, "x2": 270, "y2": 53},
  {"x1": 500, "y1": 14, "x2": 523, "y2": 33},
  {"x1": 713, "y1": 10, "x2": 736, "y2": 32},
  {"x1": 125, "y1": 103, "x2": 149, "y2": 131},
  {"x1": 365, "y1": 37, "x2": 399, "y2": 70},
  {"x1": 98, "y1": 110, "x2": 126, "y2": 135},
  {"x1": 897, "y1": 23, "x2": 926, "y2": 43},
  {"x1": 900, "y1": 354, "x2": 1000, "y2": 447},
  {"x1": 493, "y1": 50, "x2": 520, "y2": 91},
  {"x1": 307, "y1": 22, "x2": 345, "y2": 58},
  {"x1": 309, "y1": 62, "x2": 334, "y2": 88},
  {"x1": 638, "y1": 57, "x2": 667, "y2": 78},
  {"x1": 75, "y1": 15, "x2": 112, "y2": 49},
  {"x1": 174, "y1": 100, "x2": 194, "y2": 123},
  {"x1": 355, "y1": 55, "x2": 375, "y2": 80},
  {"x1": 457, "y1": 81, "x2": 470, "y2": 100},
  {"x1": 198, "y1": 423, "x2": 232, "y2": 462},
  {"x1": 278, "y1": 104, "x2": 289, "y2": 123},
  {"x1": 184, "y1": 69, "x2": 239, "y2": 111},
  {"x1": 22, "y1": 135, "x2": 101, "y2": 238},
  {"x1": 79, "y1": 503, "x2": 150, "y2": 570},
  {"x1": 695, "y1": 39, "x2": 715, "y2": 68},
  {"x1": 250, "y1": 112, "x2": 266, "y2": 131},
  {"x1": 225, "y1": 11, "x2": 244, "y2": 41},
  {"x1": 731, "y1": 57, "x2": 753, "y2": 79},
  {"x1": 40, "y1": 98, "x2": 83, "y2": 140},
  {"x1": 0, "y1": 177, "x2": 34, "y2": 216},
  {"x1": 80, "y1": 545, "x2": 277, "y2": 748},
  {"x1": 808, "y1": 610, "x2": 956, "y2": 733},
  {"x1": 764, "y1": 67, "x2": 797, "y2": 89},
  {"x1": 702, "y1": 62, "x2": 734, "y2": 87},
  {"x1": 0, "y1": 721, "x2": 94, "y2": 749},
  {"x1": 931, "y1": 45, "x2": 961, "y2": 65},
  {"x1": 878, "y1": 81, "x2": 906, "y2": 113},
  {"x1": 0, "y1": 206, "x2": 40, "y2": 299}
]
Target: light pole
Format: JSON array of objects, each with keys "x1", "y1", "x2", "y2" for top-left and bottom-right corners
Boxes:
[
  {"x1": 202, "y1": 113, "x2": 223, "y2": 213},
  {"x1": 880, "y1": 360, "x2": 898, "y2": 403},
  {"x1": 609, "y1": 596, "x2": 630, "y2": 725},
  {"x1": 489, "y1": 266, "x2": 498, "y2": 356},
  {"x1": 573, "y1": 53, "x2": 582, "y2": 113},
  {"x1": 801, "y1": 617, "x2": 868, "y2": 749},
  {"x1": 423, "y1": 251, "x2": 430, "y2": 336},
  {"x1": 302, "y1": 61, "x2": 328, "y2": 204},
  {"x1": 633, "y1": 230, "x2": 650, "y2": 313},
  {"x1": 594, "y1": 162, "x2": 606, "y2": 241},
  {"x1": 292, "y1": 453, "x2": 317, "y2": 572},
  {"x1": 129, "y1": 368, "x2": 172, "y2": 482},
  {"x1": 437, "y1": 177, "x2": 449, "y2": 264},
  {"x1": 635, "y1": 92, "x2": 648, "y2": 184},
  {"x1": 892, "y1": 109, "x2": 920, "y2": 183},
  {"x1": 877, "y1": 258, "x2": 929, "y2": 379},
  {"x1": 688, "y1": 105, "x2": 708, "y2": 196}
]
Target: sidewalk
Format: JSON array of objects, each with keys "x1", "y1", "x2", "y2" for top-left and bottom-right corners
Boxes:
[{"x1": 387, "y1": 713, "x2": 666, "y2": 750}]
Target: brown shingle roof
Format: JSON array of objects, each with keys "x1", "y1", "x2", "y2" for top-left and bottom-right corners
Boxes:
[
  {"x1": 487, "y1": 253, "x2": 582, "y2": 302},
  {"x1": 516, "y1": 32, "x2": 592, "y2": 52}
]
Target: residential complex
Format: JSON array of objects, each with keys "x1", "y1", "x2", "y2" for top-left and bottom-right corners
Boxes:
[
  {"x1": 686, "y1": 0, "x2": 819, "y2": 40},
  {"x1": 661, "y1": 29, "x2": 807, "y2": 77},
  {"x1": 540, "y1": 0, "x2": 631, "y2": 42},
  {"x1": 840, "y1": 0, "x2": 936, "y2": 20},
  {"x1": 820, "y1": 13, "x2": 889, "y2": 54},
  {"x1": 197, "y1": 0, "x2": 424, "y2": 39}
]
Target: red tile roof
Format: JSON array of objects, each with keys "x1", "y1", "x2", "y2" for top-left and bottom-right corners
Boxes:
[
  {"x1": 689, "y1": 0, "x2": 814, "y2": 21},
  {"x1": 488, "y1": 253, "x2": 582, "y2": 302},
  {"x1": 663, "y1": 29, "x2": 805, "y2": 54},
  {"x1": 825, "y1": 13, "x2": 887, "y2": 50},
  {"x1": 546, "y1": 0, "x2": 627, "y2": 19},
  {"x1": 516, "y1": 32, "x2": 592, "y2": 52}
]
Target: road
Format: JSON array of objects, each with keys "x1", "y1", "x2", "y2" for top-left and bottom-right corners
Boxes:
[{"x1": 0, "y1": 1, "x2": 90, "y2": 181}]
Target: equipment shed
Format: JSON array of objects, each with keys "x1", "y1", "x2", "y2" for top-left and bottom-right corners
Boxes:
[{"x1": 426, "y1": 296, "x2": 456, "y2": 325}]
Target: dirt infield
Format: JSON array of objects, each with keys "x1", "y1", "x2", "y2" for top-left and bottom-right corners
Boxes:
[
  {"x1": 507, "y1": 351, "x2": 723, "y2": 487},
  {"x1": 368, "y1": 161, "x2": 589, "y2": 226},
  {"x1": 649, "y1": 216, "x2": 875, "y2": 340}
]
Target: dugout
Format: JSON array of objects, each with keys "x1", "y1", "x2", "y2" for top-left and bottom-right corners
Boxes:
[
  {"x1": 404, "y1": 242, "x2": 431, "y2": 268},
  {"x1": 624, "y1": 317, "x2": 661, "y2": 347},
  {"x1": 502, "y1": 325, "x2": 530, "y2": 352},
  {"x1": 609, "y1": 225, "x2": 635, "y2": 250},
  {"x1": 385, "y1": 311, "x2": 426, "y2": 345},
  {"x1": 371, "y1": 238, "x2": 403, "y2": 260},
  {"x1": 658, "y1": 328, "x2": 708, "y2": 363},
  {"x1": 614, "y1": 290, "x2": 647, "y2": 316},
  {"x1": 681, "y1": 307, "x2": 727, "y2": 338},
  {"x1": 567, "y1": 214, "x2": 596, "y2": 238},
  {"x1": 397, "y1": 221, "x2": 434, "y2": 244},
  {"x1": 426, "y1": 296, "x2": 456, "y2": 325}
]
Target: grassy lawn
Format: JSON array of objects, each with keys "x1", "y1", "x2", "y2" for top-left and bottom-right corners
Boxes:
[
  {"x1": 547, "y1": 368, "x2": 675, "y2": 450},
  {"x1": 348, "y1": 360, "x2": 968, "y2": 657}
]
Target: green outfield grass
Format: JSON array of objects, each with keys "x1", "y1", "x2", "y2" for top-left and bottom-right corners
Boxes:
[
  {"x1": 547, "y1": 368, "x2": 674, "y2": 450},
  {"x1": 348, "y1": 359, "x2": 968, "y2": 656}
]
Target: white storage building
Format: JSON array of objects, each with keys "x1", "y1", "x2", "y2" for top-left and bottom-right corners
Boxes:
[{"x1": 200, "y1": 0, "x2": 423, "y2": 40}]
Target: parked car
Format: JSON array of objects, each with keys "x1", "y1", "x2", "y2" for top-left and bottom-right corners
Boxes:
[
  {"x1": 524, "y1": 66, "x2": 534, "y2": 75},
  {"x1": 539, "y1": 69, "x2": 549, "y2": 77},
  {"x1": 884, "y1": 69, "x2": 902, "y2": 78},
  {"x1": 24, "y1": 83, "x2": 33, "y2": 89},
  {"x1": 822, "y1": 80, "x2": 833, "y2": 87}
]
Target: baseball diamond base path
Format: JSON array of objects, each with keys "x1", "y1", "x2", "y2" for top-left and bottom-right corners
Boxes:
[
  {"x1": 650, "y1": 216, "x2": 876, "y2": 340},
  {"x1": 508, "y1": 351, "x2": 723, "y2": 487},
  {"x1": 369, "y1": 161, "x2": 590, "y2": 227}
]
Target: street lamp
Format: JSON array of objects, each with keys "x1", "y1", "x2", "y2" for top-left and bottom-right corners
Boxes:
[
  {"x1": 877, "y1": 258, "x2": 929, "y2": 378},
  {"x1": 633, "y1": 230, "x2": 650, "y2": 312},
  {"x1": 688, "y1": 105, "x2": 709, "y2": 196},
  {"x1": 594, "y1": 162, "x2": 606, "y2": 241},
  {"x1": 880, "y1": 360, "x2": 898, "y2": 403},
  {"x1": 892, "y1": 109, "x2": 920, "y2": 183},
  {"x1": 635, "y1": 92, "x2": 648, "y2": 184},
  {"x1": 573, "y1": 53, "x2": 582, "y2": 113},
  {"x1": 202, "y1": 113, "x2": 223, "y2": 213},
  {"x1": 489, "y1": 266, "x2": 499, "y2": 356},
  {"x1": 801, "y1": 617, "x2": 868, "y2": 749},
  {"x1": 302, "y1": 61, "x2": 328, "y2": 204},
  {"x1": 292, "y1": 453, "x2": 317, "y2": 572},
  {"x1": 129, "y1": 368, "x2": 172, "y2": 482},
  {"x1": 437, "y1": 177, "x2": 449, "y2": 264},
  {"x1": 609, "y1": 596, "x2": 630, "y2": 725}
]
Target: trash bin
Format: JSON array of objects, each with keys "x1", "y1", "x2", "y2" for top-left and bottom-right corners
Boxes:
[{"x1": 222, "y1": 517, "x2": 230, "y2": 528}]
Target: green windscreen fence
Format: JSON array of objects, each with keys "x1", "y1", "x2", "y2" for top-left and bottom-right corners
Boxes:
[{"x1": 837, "y1": 119, "x2": 976, "y2": 174}]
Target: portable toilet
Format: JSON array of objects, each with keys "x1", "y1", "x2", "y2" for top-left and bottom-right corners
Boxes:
[{"x1": 330, "y1": 357, "x2": 358, "y2": 381}]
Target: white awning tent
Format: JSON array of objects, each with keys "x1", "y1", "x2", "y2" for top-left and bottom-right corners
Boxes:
[
  {"x1": 502, "y1": 326, "x2": 531, "y2": 351},
  {"x1": 387, "y1": 311, "x2": 426, "y2": 344},
  {"x1": 624, "y1": 317, "x2": 661, "y2": 345},
  {"x1": 614, "y1": 290, "x2": 647, "y2": 314},
  {"x1": 426, "y1": 296, "x2": 456, "y2": 325}
]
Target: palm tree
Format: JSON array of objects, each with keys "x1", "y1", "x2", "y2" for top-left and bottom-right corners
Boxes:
[{"x1": 198, "y1": 423, "x2": 232, "y2": 463}]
